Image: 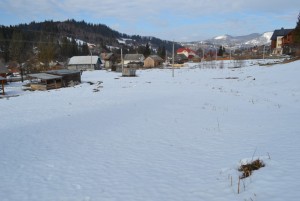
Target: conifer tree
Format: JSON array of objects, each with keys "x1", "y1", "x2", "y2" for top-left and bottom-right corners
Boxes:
[
  {"x1": 9, "y1": 31, "x2": 24, "y2": 62},
  {"x1": 294, "y1": 12, "x2": 300, "y2": 44},
  {"x1": 38, "y1": 37, "x2": 56, "y2": 67},
  {"x1": 143, "y1": 42, "x2": 151, "y2": 58}
]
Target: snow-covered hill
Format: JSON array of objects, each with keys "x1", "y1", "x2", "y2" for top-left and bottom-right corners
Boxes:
[
  {"x1": 209, "y1": 32, "x2": 272, "y2": 46},
  {"x1": 181, "y1": 32, "x2": 273, "y2": 48},
  {"x1": 244, "y1": 32, "x2": 273, "y2": 46},
  {"x1": 1, "y1": 59, "x2": 300, "y2": 201}
]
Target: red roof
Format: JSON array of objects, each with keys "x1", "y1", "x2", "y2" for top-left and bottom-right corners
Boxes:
[{"x1": 177, "y1": 48, "x2": 196, "y2": 55}]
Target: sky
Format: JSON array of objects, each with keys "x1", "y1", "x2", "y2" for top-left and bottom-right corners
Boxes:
[{"x1": 0, "y1": 0, "x2": 299, "y2": 42}]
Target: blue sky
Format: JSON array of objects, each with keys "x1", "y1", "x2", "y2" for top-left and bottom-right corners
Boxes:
[{"x1": 0, "y1": 0, "x2": 299, "y2": 42}]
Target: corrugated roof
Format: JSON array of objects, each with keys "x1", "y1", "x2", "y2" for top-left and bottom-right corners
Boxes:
[
  {"x1": 47, "y1": 69, "x2": 81, "y2": 75},
  {"x1": 124, "y1": 54, "x2": 144, "y2": 61},
  {"x1": 68, "y1": 56, "x2": 100, "y2": 65},
  {"x1": 28, "y1": 73, "x2": 62, "y2": 80},
  {"x1": 271, "y1": 28, "x2": 294, "y2": 40}
]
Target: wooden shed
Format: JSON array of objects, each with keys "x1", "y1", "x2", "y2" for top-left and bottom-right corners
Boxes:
[
  {"x1": 122, "y1": 67, "x2": 136, "y2": 77},
  {"x1": 28, "y1": 73, "x2": 62, "y2": 91},
  {"x1": 144, "y1": 55, "x2": 164, "y2": 68},
  {"x1": 0, "y1": 76, "x2": 6, "y2": 95},
  {"x1": 47, "y1": 69, "x2": 81, "y2": 87}
]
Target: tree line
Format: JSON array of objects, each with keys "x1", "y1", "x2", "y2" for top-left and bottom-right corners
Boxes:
[{"x1": 0, "y1": 20, "x2": 178, "y2": 68}]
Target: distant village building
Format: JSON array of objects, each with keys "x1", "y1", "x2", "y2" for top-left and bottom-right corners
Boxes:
[
  {"x1": 144, "y1": 55, "x2": 164, "y2": 68},
  {"x1": 174, "y1": 54, "x2": 188, "y2": 64},
  {"x1": 68, "y1": 56, "x2": 102, "y2": 71},
  {"x1": 124, "y1": 54, "x2": 145, "y2": 65},
  {"x1": 271, "y1": 28, "x2": 294, "y2": 55},
  {"x1": 101, "y1": 53, "x2": 115, "y2": 70},
  {"x1": 177, "y1": 48, "x2": 197, "y2": 60}
]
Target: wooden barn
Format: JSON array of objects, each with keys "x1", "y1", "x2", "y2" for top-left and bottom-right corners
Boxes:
[
  {"x1": 28, "y1": 73, "x2": 62, "y2": 91},
  {"x1": 124, "y1": 54, "x2": 145, "y2": 65},
  {"x1": 68, "y1": 56, "x2": 102, "y2": 71},
  {"x1": 47, "y1": 69, "x2": 81, "y2": 87},
  {"x1": 144, "y1": 55, "x2": 164, "y2": 68}
]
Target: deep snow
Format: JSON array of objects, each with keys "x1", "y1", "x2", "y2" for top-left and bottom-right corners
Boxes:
[{"x1": 1, "y1": 60, "x2": 300, "y2": 201}]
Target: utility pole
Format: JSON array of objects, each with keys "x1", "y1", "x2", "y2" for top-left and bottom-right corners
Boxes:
[
  {"x1": 172, "y1": 40, "x2": 175, "y2": 77},
  {"x1": 90, "y1": 50, "x2": 92, "y2": 70},
  {"x1": 121, "y1": 48, "x2": 124, "y2": 72}
]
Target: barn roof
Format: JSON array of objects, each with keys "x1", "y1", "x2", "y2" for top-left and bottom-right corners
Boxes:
[
  {"x1": 68, "y1": 56, "x2": 101, "y2": 65},
  {"x1": 271, "y1": 28, "x2": 294, "y2": 40},
  {"x1": 28, "y1": 73, "x2": 62, "y2": 80},
  {"x1": 124, "y1": 54, "x2": 144, "y2": 61},
  {"x1": 147, "y1": 55, "x2": 164, "y2": 61},
  {"x1": 47, "y1": 69, "x2": 81, "y2": 75},
  {"x1": 102, "y1": 53, "x2": 114, "y2": 60}
]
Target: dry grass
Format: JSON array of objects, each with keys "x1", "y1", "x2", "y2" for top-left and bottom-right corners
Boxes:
[{"x1": 238, "y1": 159, "x2": 265, "y2": 179}]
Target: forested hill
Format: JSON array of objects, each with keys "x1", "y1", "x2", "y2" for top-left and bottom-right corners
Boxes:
[{"x1": 0, "y1": 19, "x2": 179, "y2": 64}]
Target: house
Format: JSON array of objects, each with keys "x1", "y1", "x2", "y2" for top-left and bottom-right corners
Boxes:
[
  {"x1": 174, "y1": 54, "x2": 188, "y2": 64},
  {"x1": 123, "y1": 54, "x2": 145, "y2": 66},
  {"x1": 177, "y1": 48, "x2": 197, "y2": 60},
  {"x1": 101, "y1": 53, "x2": 115, "y2": 70},
  {"x1": 27, "y1": 73, "x2": 62, "y2": 91},
  {"x1": 49, "y1": 61, "x2": 65, "y2": 70},
  {"x1": 68, "y1": 56, "x2": 102, "y2": 71},
  {"x1": 143, "y1": 55, "x2": 164, "y2": 68},
  {"x1": 47, "y1": 69, "x2": 81, "y2": 87},
  {"x1": 271, "y1": 28, "x2": 294, "y2": 55},
  {"x1": 0, "y1": 76, "x2": 6, "y2": 95},
  {"x1": 191, "y1": 55, "x2": 201, "y2": 62}
]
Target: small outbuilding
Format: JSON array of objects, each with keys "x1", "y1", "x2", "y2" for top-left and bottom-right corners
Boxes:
[
  {"x1": 122, "y1": 68, "x2": 136, "y2": 77},
  {"x1": 28, "y1": 73, "x2": 62, "y2": 91},
  {"x1": 144, "y1": 55, "x2": 164, "y2": 68},
  {"x1": 47, "y1": 69, "x2": 81, "y2": 87}
]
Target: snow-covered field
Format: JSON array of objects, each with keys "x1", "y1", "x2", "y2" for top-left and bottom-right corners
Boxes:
[{"x1": 1, "y1": 60, "x2": 300, "y2": 201}]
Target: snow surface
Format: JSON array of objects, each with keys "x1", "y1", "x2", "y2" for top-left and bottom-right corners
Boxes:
[
  {"x1": 214, "y1": 35, "x2": 229, "y2": 40},
  {"x1": 1, "y1": 60, "x2": 300, "y2": 201}
]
